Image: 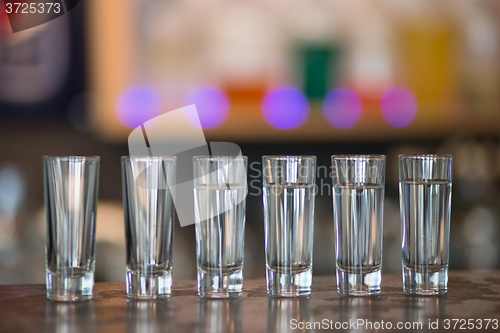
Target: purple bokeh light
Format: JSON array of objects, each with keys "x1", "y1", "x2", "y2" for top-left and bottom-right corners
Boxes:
[
  {"x1": 262, "y1": 88, "x2": 310, "y2": 129},
  {"x1": 322, "y1": 89, "x2": 362, "y2": 129},
  {"x1": 185, "y1": 88, "x2": 230, "y2": 129},
  {"x1": 116, "y1": 88, "x2": 161, "y2": 129},
  {"x1": 381, "y1": 88, "x2": 418, "y2": 129}
]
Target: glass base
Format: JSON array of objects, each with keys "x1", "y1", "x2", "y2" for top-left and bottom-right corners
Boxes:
[
  {"x1": 126, "y1": 269, "x2": 172, "y2": 299},
  {"x1": 266, "y1": 267, "x2": 312, "y2": 297},
  {"x1": 197, "y1": 268, "x2": 243, "y2": 298},
  {"x1": 46, "y1": 270, "x2": 94, "y2": 301},
  {"x1": 336, "y1": 267, "x2": 381, "y2": 296},
  {"x1": 403, "y1": 265, "x2": 448, "y2": 295}
]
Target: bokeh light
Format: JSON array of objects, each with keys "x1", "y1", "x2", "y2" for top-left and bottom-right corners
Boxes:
[
  {"x1": 381, "y1": 88, "x2": 418, "y2": 129},
  {"x1": 116, "y1": 88, "x2": 161, "y2": 129},
  {"x1": 185, "y1": 88, "x2": 230, "y2": 129},
  {"x1": 322, "y1": 89, "x2": 362, "y2": 129},
  {"x1": 262, "y1": 88, "x2": 310, "y2": 129}
]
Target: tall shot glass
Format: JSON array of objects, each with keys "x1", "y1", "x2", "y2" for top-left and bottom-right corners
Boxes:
[
  {"x1": 44, "y1": 156, "x2": 100, "y2": 301},
  {"x1": 399, "y1": 154, "x2": 452, "y2": 295},
  {"x1": 122, "y1": 156, "x2": 176, "y2": 299},
  {"x1": 263, "y1": 156, "x2": 316, "y2": 297},
  {"x1": 193, "y1": 156, "x2": 248, "y2": 298},
  {"x1": 331, "y1": 155, "x2": 385, "y2": 296}
]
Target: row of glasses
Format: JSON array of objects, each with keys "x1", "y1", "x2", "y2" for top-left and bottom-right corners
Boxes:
[
  {"x1": 331, "y1": 154, "x2": 452, "y2": 296},
  {"x1": 333, "y1": 154, "x2": 452, "y2": 296},
  {"x1": 43, "y1": 154, "x2": 452, "y2": 301}
]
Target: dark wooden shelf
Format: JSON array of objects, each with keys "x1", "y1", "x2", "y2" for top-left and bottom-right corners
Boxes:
[{"x1": 1, "y1": 271, "x2": 500, "y2": 332}]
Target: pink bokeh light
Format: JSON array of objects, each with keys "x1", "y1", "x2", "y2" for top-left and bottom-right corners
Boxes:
[
  {"x1": 322, "y1": 89, "x2": 362, "y2": 129},
  {"x1": 381, "y1": 88, "x2": 418, "y2": 129}
]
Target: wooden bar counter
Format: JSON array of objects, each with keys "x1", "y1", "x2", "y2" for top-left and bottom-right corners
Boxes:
[{"x1": 0, "y1": 271, "x2": 499, "y2": 332}]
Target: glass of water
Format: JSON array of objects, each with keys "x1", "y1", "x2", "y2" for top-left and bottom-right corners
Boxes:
[
  {"x1": 262, "y1": 156, "x2": 316, "y2": 297},
  {"x1": 399, "y1": 154, "x2": 452, "y2": 295},
  {"x1": 331, "y1": 155, "x2": 385, "y2": 296},
  {"x1": 44, "y1": 156, "x2": 100, "y2": 301},
  {"x1": 193, "y1": 156, "x2": 248, "y2": 298},
  {"x1": 121, "y1": 156, "x2": 176, "y2": 299}
]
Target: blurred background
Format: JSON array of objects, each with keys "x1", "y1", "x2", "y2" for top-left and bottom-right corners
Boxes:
[{"x1": 0, "y1": 0, "x2": 500, "y2": 283}]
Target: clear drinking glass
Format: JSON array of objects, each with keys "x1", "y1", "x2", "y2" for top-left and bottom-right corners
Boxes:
[
  {"x1": 331, "y1": 155, "x2": 385, "y2": 296},
  {"x1": 399, "y1": 154, "x2": 452, "y2": 295},
  {"x1": 121, "y1": 156, "x2": 176, "y2": 299},
  {"x1": 193, "y1": 156, "x2": 248, "y2": 298},
  {"x1": 44, "y1": 156, "x2": 100, "y2": 301},
  {"x1": 262, "y1": 156, "x2": 316, "y2": 297}
]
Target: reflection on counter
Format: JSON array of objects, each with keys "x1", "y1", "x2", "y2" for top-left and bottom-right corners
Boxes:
[
  {"x1": 127, "y1": 300, "x2": 172, "y2": 333},
  {"x1": 46, "y1": 302, "x2": 95, "y2": 333},
  {"x1": 197, "y1": 299, "x2": 242, "y2": 333},
  {"x1": 267, "y1": 298, "x2": 313, "y2": 333},
  {"x1": 403, "y1": 297, "x2": 448, "y2": 328},
  {"x1": 334, "y1": 297, "x2": 381, "y2": 332}
]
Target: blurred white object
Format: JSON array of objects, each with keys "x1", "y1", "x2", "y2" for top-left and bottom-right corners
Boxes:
[
  {"x1": 463, "y1": 206, "x2": 499, "y2": 270},
  {"x1": 0, "y1": 164, "x2": 26, "y2": 249}
]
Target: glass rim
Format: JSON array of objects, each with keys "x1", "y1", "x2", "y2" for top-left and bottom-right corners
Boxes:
[
  {"x1": 398, "y1": 154, "x2": 453, "y2": 160},
  {"x1": 121, "y1": 155, "x2": 177, "y2": 162},
  {"x1": 43, "y1": 155, "x2": 100, "y2": 162},
  {"x1": 193, "y1": 155, "x2": 248, "y2": 162},
  {"x1": 332, "y1": 154, "x2": 385, "y2": 160},
  {"x1": 262, "y1": 155, "x2": 316, "y2": 161}
]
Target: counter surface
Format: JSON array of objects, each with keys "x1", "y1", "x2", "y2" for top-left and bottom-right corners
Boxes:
[{"x1": 0, "y1": 271, "x2": 499, "y2": 332}]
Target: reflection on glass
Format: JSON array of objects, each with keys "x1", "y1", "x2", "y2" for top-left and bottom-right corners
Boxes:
[
  {"x1": 197, "y1": 299, "x2": 242, "y2": 333},
  {"x1": 127, "y1": 300, "x2": 172, "y2": 333},
  {"x1": 266, "y1": 298, "x2": 312, "y2": 333},
  {"x1": 46, "y1": 301, "x2": 95, "y2": 333}
]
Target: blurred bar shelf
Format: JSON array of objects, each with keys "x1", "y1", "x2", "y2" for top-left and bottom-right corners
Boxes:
[
  {"x1": 1, "y1": 271, "x2": 499, "y2": 332},
  {"x1": 201, "y1": 105, "x2": 500, "y2": 143},
  {"x1": 93, "y1": 103, "x2": 500, "y2": 144}
]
